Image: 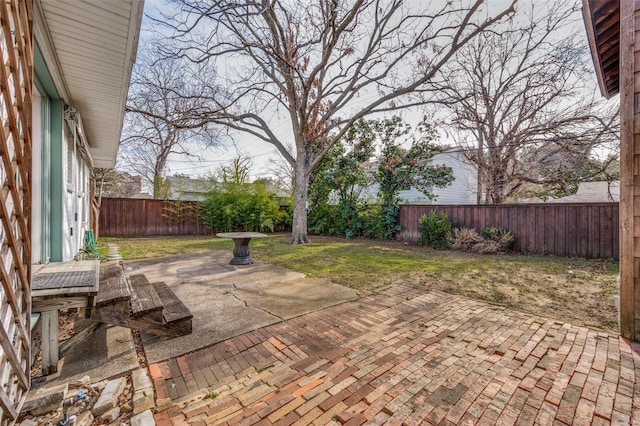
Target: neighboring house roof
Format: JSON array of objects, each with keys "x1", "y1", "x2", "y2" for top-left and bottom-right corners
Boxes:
[
  {"x1": 167, "y1": 175, "x2": 289, "y2": 200},
  {"x1": 34, "y1": 0, "x2": 144, "y2": 168},
  {"x1": 256, "y1": 179, "x2": 290, "y2": 198},
  {"x1": 167, "y1": 176, "x2": 211, "y2": 198},
  {"x1": 582, "y1": 0, "x2": 620, "y2": 98},
  {"x1": 545, "y1": 181, "x2": 620, "y2": 203}
]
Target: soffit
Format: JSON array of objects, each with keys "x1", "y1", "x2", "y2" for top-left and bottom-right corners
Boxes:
[
  {"x1": 582, "y1": 0, "x2": 620, "y2": 98},
  {"x1": 35, "y1": 0, "x2": 144, "y2": 168}
]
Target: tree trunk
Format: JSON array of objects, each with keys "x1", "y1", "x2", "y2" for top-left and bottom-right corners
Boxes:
[
  {"x1": 290, "y1": 159, "x2": 310, "y2": 244},
  {"x1": 476, "y1": 134, "x2": 484, "y2": 204}
]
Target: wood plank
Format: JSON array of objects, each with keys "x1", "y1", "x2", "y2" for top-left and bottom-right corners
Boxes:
[
  {"x1": 96, "y1": 263, "x2": 131, "y2": 306},
  {"x1": 40, "y1": 311, "x2": 59, "y2": 375},
  {"x1": 562, "y1": 205, "x2": 572, "y2": 256},
  {"x1": 0, "y1": 250, "x2": 29, "y2": 350},
  {"x1": 613, "y1": 204, "x2": 620, "y2": 259},
  {"x1": 600, "y1": 205, "x2": 612, "y2": 259},
  {"x1": 151, "y1": 282, "x2": 193, "y2": 338},
  {"x1": 59, "y1": 321, "x2": 101, "y2": 358},
  {"x1": 0, "y1": 387, "x2": 17, "y2": 421},
  {"x1": 577, "y1": 206, "x2": 590, "y2": 257},
  {"x1": 397, "y1": 203, "x2": 620, "y2": 259},
  {"x1": 519, "y1": 205, "x2": 529, "y2": 252},
  {"x1": 32, "y1": 297, "x2": 89, "y2": 313},
  {"x1": 509, "y1": 207, "x2": 519, "y2": 251},
  {"x1": 590, "y1": 206, "x2": 601, "y2": 258},
  {"x1": 129, "y1": 274, "x2": 164, "y2": 318},
  {"x1": 619, "y1": 0, "x2": 635, "y2": 339},
  {"x1": 98, "y1": 197, "x2": 211, "y2": 236},
  {"x1": 0, "y1": 0, "x2": 31, "y2": 212},
  {"x1": 565, "y1": 206, "x2": 577, "y2": 257},
  {"x1": 91, "y1": 300, "x2": 130, "y2": 328},
  {"x1": 0, "y1": 0, "x2": 32, "y2": 417},
  {"x1": 151, "y1": 281, "x2": 193, "y2": 324},
  {"x1": 535, "y1": 206, "x2": 545, "y2": 254},
  {"x1": 545, "y1": 206, "x2": 556, "y2": 255}
]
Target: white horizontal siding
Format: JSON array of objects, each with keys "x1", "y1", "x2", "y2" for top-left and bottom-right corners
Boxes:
[
  {"x1": 359, "y1": 150, "x2": 477, "y2": 204},
  {"x1": 430, "y1": 151, "x2": 477, "y2": 205}
]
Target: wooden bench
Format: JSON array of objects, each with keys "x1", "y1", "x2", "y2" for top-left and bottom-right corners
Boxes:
[
  {"x1": 31, "y1": 261, "x2": 100, "y2": 375},
  {"x1": 32, "y1": 261, "x2": 194, "y2": 376}
]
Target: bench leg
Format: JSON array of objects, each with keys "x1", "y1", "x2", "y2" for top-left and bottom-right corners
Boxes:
[{"x1": 40, "y1": 310, "x2": 59, "y2": 375}]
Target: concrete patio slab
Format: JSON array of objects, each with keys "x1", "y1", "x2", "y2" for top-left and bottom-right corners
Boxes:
[
  {"x1": 32, "y1": 324, "x2": 139, "y2": 388},
  {"x1": 124, "y1": 252, "x2": 359, "y2": 364}
]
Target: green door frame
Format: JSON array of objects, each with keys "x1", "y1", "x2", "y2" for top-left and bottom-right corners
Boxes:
[{"x1": 34, "y1": 43, "x2": 64, "y2": 262}]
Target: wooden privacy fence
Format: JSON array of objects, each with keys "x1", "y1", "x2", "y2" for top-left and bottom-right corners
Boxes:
[
  {"x1": 398, "y1": 203, "x2": 619, "y2": 260},
  {"x1": 99, "y1": 198, "x2": 212, "y2": 236},
  {"x1": 101, "y1": 198, "x2": 620, "y2": 259}
]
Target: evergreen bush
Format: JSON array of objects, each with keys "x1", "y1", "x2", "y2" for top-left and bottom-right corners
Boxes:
[
  {"x1": 418, "y1": 211, "x2": 452, "y2": 249},
  {"x1": 201, "y1": 181, "x2": 284, "y2": 233}
]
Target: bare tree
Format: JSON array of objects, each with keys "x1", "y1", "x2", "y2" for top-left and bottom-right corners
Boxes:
[
  {"x1": 264, "y1": 147, "x2": 295, "y2": 195},
  {"x1": 436, "y1": 2, "x2": 619, "y2": 204},
  {"x1": 120, "y1": 48, "x2": 220, "y2": 198},
  {"x1": 158, "y1": 0, "x2": 516, "y2": 243},
  {"x1": 217, "y1": 155, "x2": 253, "y2": 184},
  {"x1": 517, "y1": 142, "x2": 619, "y2": 200}
]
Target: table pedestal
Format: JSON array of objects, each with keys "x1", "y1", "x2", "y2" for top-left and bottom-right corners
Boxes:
[
  {"x1": 216, "y1": 232, "x2": 268, "y2": 265},
  {"x1": 230, "y1": 238, "x2": 254, "y2": 265}
]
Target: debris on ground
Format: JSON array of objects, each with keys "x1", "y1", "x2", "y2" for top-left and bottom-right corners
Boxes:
[{"x1": 20, "y1": 310, "x2": 155, "y2": 425}]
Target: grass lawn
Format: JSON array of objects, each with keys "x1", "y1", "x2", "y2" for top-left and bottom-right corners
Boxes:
[{"x1": 98, "y1": 233, "x2": 619, "y2": 333}]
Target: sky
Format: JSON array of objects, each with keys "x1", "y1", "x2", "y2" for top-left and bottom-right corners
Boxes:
[
  {"x1": 136, "y1": 0, "x2": 283, "y2": 182},
  {"x1": 130, "y1": 0, "x2": 598, "y2": 185}
]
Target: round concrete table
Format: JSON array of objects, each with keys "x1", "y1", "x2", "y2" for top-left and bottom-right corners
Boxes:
[{"x1": 216, "y1": 232, "x2": 268, "y2": 265}]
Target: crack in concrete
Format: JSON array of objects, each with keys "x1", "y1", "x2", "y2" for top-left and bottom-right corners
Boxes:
[{"x1": 231, "y1": 283, "x2": 285, "y2": 321}]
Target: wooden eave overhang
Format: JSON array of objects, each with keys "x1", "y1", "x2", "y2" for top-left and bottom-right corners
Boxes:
[{"x1": 582, "y1": 0, "x2": 620, "y2": 98}]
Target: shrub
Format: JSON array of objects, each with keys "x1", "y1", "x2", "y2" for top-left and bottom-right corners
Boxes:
[
  {"x1": 201, "y1": 181, "x2": 284, "y2": 233},
  {"x1": 450, "y1": 227, "x2": 481, "y2": 251},
  {"x1": 308, "y1": 203, "x2": 342, "y2": 236},
  {"x1": 279, "y1": 202, "x2": 294, "y2": 230},
  {"x1": 382, "y1": 204, "x2": 401, "y2": 240},
  {"x1": 480, "y1": 226, "x2": 515, "y2": 251},
  {"x1": 448, "y1": 225, "x2": 516, "y2": 254},
  {"x1": 471, "y1": 240, "x2": 502, "y2": 254},
  {"x1": 338, "y1": 201, "x2": 363, "y2": 239},
  {"x1": 418, "y1": 211, "x2": 452, "y2": 249},
  {"x1": 361, "y1": 204, "x2": 385, "y2": 239}
]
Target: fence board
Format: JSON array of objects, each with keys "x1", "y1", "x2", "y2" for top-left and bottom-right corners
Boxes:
[
  {"x1": 99, "y1": 198, "x2": 213, "y2": 237},
  {"x1": 398, "y1": 203, "x2": 619, "y2": 260},
  {"x1": 535, "y1": 206, "x2": 545, "y2": 254},
  {"x1": 556, "y1": 205, "x2": 564, "y2": 255}
]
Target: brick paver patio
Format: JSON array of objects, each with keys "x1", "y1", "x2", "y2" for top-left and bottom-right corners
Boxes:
[{"x1": 149, "y1": 284, "x2": 640, "y2": 425}]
